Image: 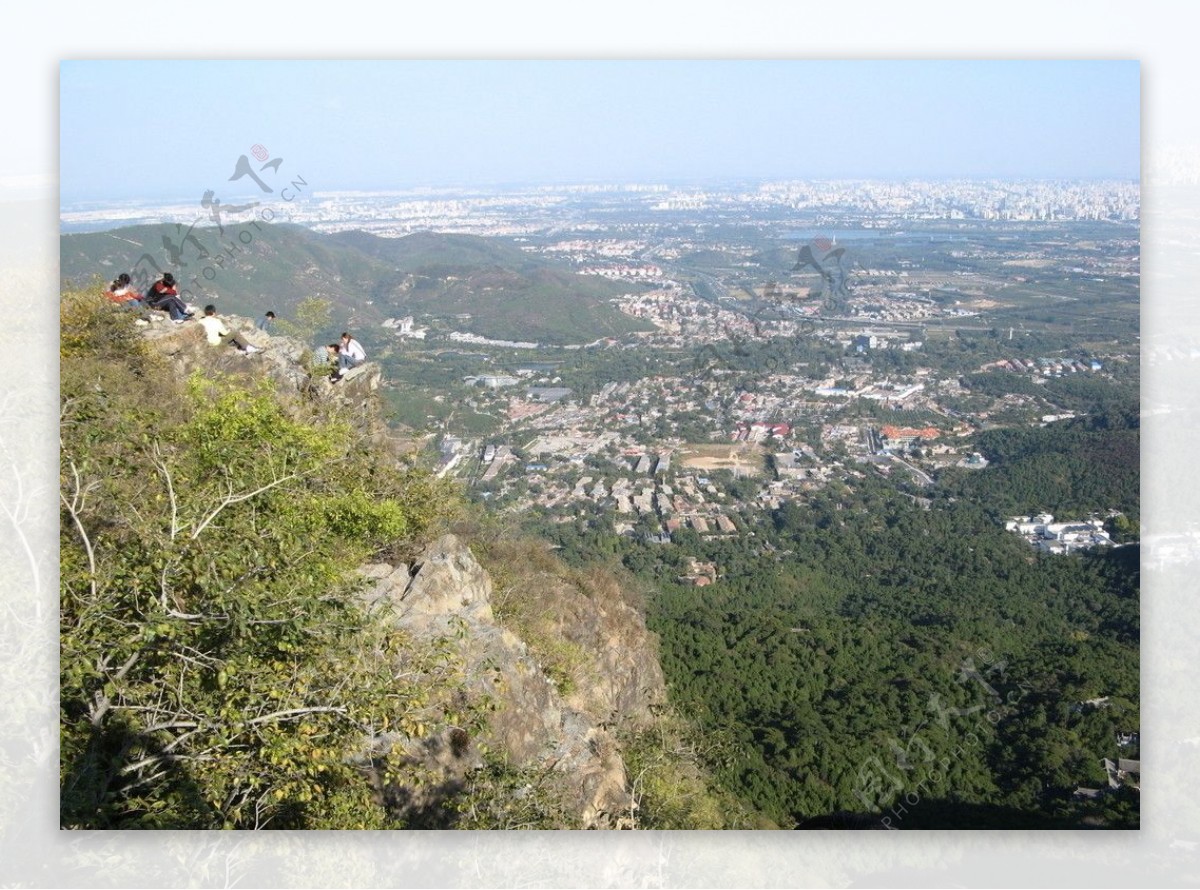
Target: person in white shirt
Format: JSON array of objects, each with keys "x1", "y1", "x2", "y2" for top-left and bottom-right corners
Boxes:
[
  {"x1": 197, "y1": 305, "x2": 260, "y2": 354},
  {"x1": 331, "y1": 331, "x2": 366, "y2": 381}
]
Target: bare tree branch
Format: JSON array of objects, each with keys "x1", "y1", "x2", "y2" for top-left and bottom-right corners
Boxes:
[
  {"x1": 0, "y1": 426, "x2": 45, "y2": 623},
  {"x1": 247, "y1": 706, "x2": 347, "y2": 726},
  {"x1": 60, "y1": 453, "x2": 99, "y2": 602},
  {"x1": 189, "y1": 473, "x2": 300, "y2": 541},
  {"x1": 120, "y1": 750, "x2": 214, "y2": 777},
  {"x1": 152, "y1": 443, "x2": 180, "y2": 542},
  {"x1": 88, "y1": 649, "x2": 143, "y2": 727}
]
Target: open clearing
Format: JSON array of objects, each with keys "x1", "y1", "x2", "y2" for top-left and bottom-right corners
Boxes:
[{"x1": 678, "y1": 443, "x2": 767, "y2": 476}]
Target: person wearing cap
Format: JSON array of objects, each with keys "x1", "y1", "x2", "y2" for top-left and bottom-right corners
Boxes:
[{"x1": 144, "y1": 273, "x2": 193, "y2": 323}]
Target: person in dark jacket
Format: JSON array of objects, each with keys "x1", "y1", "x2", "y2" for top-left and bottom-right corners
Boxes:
[{"x1": 144, "y1": 273, "x2": 193, "y2": 323}]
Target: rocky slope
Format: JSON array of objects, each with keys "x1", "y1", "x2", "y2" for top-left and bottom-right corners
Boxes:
[
  {"x1": 137, "y1": 313, "x2": 668, "y2": 828},
  {"x1": 138, "y1": 311, "x2": 378, "y2": 402},
  {"x1": 359, "y1": 535, "x2": 665, "y2": 828}
]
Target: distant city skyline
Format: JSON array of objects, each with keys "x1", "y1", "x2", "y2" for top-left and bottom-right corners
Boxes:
[
  {"x1": 59, "y1": 60, "x2": 1139, "y2": 205},
  {"x1": 59, "y1": 178, "x2": 1139, "y2": 237}
]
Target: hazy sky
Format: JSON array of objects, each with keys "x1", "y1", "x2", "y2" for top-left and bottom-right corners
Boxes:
[{"x1": 59, "y1": 60, "x2": 1139, "y2": 204}]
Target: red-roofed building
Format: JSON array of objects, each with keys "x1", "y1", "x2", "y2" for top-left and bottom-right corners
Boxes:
[
  {"x1": 751, "y1": 422, "x2": 790, "y2": 436},
  {"x1": 880, "y1": 425, "x2": 940, "y2": 447}
]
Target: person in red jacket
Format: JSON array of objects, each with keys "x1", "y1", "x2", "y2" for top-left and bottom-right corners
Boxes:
[
  {"x1": 144, "y1": 273, "x2": 193, "y2": 323},
  {"x1": 103, "y1": 273, "x2": 142, "y2": 307}
]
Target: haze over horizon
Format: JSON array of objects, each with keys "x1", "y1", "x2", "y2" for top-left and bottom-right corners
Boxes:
[{"x1": 60, "y1": 60, "x2": 1139, "y2": 205}]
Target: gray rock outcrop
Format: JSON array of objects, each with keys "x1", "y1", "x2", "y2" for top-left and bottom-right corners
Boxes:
[
  {"x1": 359, "y1": 534, "x2": 659, "y2": 828},
  {"x1": 139, "y1": 312, "x2": 381, "y2": 410}
]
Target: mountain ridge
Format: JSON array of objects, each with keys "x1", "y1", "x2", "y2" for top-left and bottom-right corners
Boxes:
[{"x1": 60, "y1": 224, "x2": 655, "y2": 345}]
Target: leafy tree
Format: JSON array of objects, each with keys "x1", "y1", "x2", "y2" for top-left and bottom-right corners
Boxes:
[{"x1": 278, "y1": 295, "x2": 334, "y2": 344}]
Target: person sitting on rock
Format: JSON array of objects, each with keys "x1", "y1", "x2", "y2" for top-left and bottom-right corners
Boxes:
[
  {"x1": 144, "y1": 273, "x2": 193, "y2": 323},
  {"x1": 326, "y1": 343, "x2": 343, "y2": 382},
  {"x1": 197, "y1": 305, "x2": 260, "y2": 354},
  {"x1": 331, "y1": 331, "x2": 366, "y2": 382}
]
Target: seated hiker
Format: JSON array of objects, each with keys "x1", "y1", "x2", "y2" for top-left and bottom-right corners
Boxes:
[
  {"x1": 104, "y1": 273, "x2": 143, "y2": 308},
  {"x1": 326, "y1": 343, "x2": 343, "y2": 382},
  {"x1": 197, "y1": 305, "x2": 260, "y2": 353},
  {"x1": 256, "y1": 310, "x2": 276, "y2": 333},
  {"x1": 145, "y1": 273, "x2": 193, "y2": 323},
  {"x1": 331, "y1": 331, "x2": 366, "y2": 382}
]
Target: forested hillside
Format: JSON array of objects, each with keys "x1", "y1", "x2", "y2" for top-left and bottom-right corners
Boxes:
[
  {"x1": 940, "y1": 414, "x2": 1140, "y2": 521},
  {"x1": 530, "y1": 421, "x2": 1140, "y2": 828}
]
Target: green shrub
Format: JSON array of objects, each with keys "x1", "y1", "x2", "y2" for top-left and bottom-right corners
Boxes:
[{"x1": 59, "y1": 287, "x2": 465, "y2": 829}]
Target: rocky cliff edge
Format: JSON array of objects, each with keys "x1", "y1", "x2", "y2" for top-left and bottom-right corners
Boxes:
[{"x1": 358, "y1": 534, "x2": 666, "y2": 828}]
